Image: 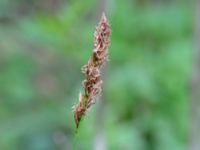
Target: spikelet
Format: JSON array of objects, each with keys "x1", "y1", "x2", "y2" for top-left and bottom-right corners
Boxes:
[{"x1": 73, "y1": 13, "x2": 111, "y2": 128}]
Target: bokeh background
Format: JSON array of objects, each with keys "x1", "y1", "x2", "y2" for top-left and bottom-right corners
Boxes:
[{"x1": 0, "y1": 0, "x2": 196, "y2": 150}]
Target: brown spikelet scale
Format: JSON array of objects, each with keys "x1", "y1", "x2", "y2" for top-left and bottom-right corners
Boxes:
[{"x1": 72, "y1": 13, "x2": 111, "y2": 128}]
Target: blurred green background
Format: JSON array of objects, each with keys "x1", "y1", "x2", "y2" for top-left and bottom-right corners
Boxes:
[{"x1": 0, "y1": 0, "x2": 194, "y2": 150}]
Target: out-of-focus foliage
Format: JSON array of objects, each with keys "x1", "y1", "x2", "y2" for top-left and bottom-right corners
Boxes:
[{"x1": 0, "y1": 0, "x2": 194, "y2": 150}]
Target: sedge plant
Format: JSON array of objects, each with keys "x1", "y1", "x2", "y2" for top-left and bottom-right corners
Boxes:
[{"x1": 72, "y1": 13, "x2": 111, "y2": 129}]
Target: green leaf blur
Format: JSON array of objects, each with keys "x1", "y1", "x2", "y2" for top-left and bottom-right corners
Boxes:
[{"x1": 0, "y1": 0, "x2": 193, "y2": 150}]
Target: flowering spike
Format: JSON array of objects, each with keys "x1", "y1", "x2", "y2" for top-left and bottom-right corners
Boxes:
[{"x1": 72, "y1": 13, "x2": 111, "y2": 128}]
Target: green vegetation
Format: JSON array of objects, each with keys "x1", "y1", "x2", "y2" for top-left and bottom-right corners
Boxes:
[{"x1": 0, "y1": 0, "x2": 194, "y2": 149}]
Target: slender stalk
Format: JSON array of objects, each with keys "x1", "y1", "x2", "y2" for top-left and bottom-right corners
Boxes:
[
  {"x1": 190, "y1": 0, "x2": 200, "y2": 149},
  {"x1": 72, "y1": 13, "x2": 111, "y2": 129}
]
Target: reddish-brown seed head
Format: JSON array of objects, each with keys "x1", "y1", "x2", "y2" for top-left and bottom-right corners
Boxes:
[{"x1": 73, "y1": 13, "x2": 111, "y2": 128}]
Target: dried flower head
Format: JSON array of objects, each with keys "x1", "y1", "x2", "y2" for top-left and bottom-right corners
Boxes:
[{"x1": 72, "y1": 13, "x2": 111, "y2": 128}]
